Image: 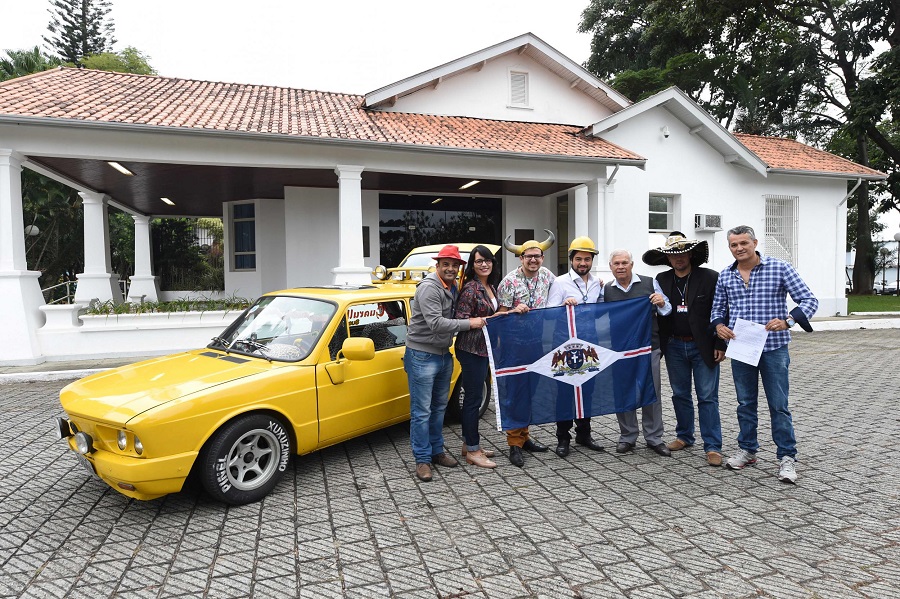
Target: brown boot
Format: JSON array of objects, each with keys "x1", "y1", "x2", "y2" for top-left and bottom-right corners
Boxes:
[
  {"x1": 415, "y1": 463, "x2": 432, "y2": 482},
  {"x1": 465, "y1": 449, "x2": 497, "y2": 469}
]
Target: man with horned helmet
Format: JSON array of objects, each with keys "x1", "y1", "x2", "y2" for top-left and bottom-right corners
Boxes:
[
  {"x1": 643, "y1": 232, "x2": 725, "y2": 466},
  {"x1": 495, "y1": 229, "x2": 556, "y2": 467}
]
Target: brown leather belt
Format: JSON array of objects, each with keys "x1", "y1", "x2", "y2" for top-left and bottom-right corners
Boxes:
[{"x1": 671, "y1": 335, "x2": 694, "y2": 342}]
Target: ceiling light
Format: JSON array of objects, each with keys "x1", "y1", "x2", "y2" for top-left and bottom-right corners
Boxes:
[
  {"x1": 160, "y1": 197, "x2": 175, "y2": 206},
  {"x1": 107, "y1": 161, "x2": 133, "y2": 176},
  {"x1": 431, "y1": 198, "x2": 443, "y2": 204},
  {"x1": 459, "y1": 180, "x2": 480, "y2": 190}
]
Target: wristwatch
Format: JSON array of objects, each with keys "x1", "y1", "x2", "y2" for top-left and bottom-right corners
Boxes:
[{"x1": 785, "y1": 316, "x2": 796, "y2": 328}]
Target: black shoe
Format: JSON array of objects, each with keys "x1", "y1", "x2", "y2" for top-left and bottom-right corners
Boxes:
[
  {"x1": 648, "y1": 443, "x2": 672, "y2": 457},
  {"x1": 555, "y1": 440, "x2": 570, "y2": 458},
  {"x1": 523, "y1": 438, "x2": 549, "y2": 452},
  {"x1": 509, "y1": 446, "x2": 524, "y2": 467},
  {"x1": 575, "y1": 437, "x2": 605, "y2": 452},
  {"x1": 616, "y1": 442, "x2": 635, "y2": 454}
]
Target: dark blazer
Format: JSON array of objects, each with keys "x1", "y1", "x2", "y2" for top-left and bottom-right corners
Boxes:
[{"x1": 656, "y1": 266, "x2": 726, "y2": 369}]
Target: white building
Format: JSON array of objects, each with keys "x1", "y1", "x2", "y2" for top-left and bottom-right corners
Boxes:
[{"x1": 0, "y1": 33, "x2": 885, "y2": 364}]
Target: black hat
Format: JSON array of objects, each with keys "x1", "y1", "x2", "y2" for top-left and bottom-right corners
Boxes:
[
  {"x1": 790, "y1": 307, "x2": 813, "y2": 332},
  {"x1": 642, "y1": 232, "x2": 709, "y2": 266}
]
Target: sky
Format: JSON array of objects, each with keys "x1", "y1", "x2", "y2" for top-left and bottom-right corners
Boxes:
[
  {"x1": 3, "y1": 0, "x2": 899, "y2": 238},
  {"x1": 1, "y1": 0, "x2": 594, "y2": 94}
]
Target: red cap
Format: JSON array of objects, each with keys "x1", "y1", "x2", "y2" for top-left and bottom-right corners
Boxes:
[{"x1": 433, "y1": 245, "x2": 465, "y2": 263}]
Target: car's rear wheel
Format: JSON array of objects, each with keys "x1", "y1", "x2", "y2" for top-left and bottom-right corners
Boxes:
[
  {"x1": 199, "y1": 413, "x2": 292, "y2": 505},
  {"x1": 446, "y1": 376, "x2": 492, "y2": 422}
]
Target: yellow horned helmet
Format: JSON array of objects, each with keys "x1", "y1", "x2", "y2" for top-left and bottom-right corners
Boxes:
[{"x1": 503, "y1": 229, "x2": 556, "y2": 257}]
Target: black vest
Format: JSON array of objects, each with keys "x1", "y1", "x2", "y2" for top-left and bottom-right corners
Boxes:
[{"x1": 604, "y1": 275, "x2": 660, "y2": 349}]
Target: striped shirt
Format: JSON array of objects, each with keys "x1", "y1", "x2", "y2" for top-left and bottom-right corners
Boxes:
[{"x1": 710, "y1": 253, "x2": 818, "y2": 352}]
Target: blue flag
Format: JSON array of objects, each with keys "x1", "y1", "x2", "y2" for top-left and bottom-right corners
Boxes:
[{"x1": 484, "y1": 298, "x2": 658, "y2": 430}]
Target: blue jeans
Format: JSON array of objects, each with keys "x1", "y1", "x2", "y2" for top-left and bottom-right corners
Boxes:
[
  {"x1": 405, "y1": 347, "x2": 454, "y2": 464},
  {"x1": 730, "y1": 344, "x2": 796, "y2": 460},
  {"x1": 455, "y1": 349, "x2": 488, "y2": 451},
  {"x1": 664, "y1": 338, "x2": 722, "y2": 452}
]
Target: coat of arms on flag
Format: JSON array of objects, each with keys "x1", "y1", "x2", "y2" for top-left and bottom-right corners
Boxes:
[{"x1": 483, "y1": 297, "x2": 658, "y2": 430}]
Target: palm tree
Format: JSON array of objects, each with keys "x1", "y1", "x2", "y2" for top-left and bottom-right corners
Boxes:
[{"x1": 0, "y1": 46, "x2": 61, "y2": 82}]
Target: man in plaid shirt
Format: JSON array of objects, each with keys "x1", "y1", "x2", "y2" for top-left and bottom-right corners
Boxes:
[{"x1": 710, "y1": 225, "x2": 818, "y2": 484}]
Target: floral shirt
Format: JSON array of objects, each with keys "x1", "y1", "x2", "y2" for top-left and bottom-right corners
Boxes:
[
  {"x1": 454, "y1": 279, "x2": 497, "y2": 357},
  {"x1": 497, "y1": 266, "x2": 556, "y2": 309}
]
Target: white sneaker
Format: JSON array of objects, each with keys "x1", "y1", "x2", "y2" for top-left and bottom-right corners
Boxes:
[
  {"x1": 778, "y1": 456, "x2": 798, "y2": 484},
  {"x1": 725, "y1": 449, "x2": 757, "y2": 470}
]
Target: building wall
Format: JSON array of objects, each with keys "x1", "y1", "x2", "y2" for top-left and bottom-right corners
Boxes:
[
  {"x1": 385, "y1": 52, "x2": 614, "y2": 125},
  {"x1": 599, "y1": 105, "x2": 849, "y2": 316}
]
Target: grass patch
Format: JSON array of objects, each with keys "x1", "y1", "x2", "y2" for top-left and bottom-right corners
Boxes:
[{"x1": 847, "y1": 294, "x2": 900, "y2": 313}]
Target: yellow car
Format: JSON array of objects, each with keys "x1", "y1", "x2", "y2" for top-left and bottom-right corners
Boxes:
[
  {"x1": 55, "y1": 282, "x2": 490, "y2": 505},
  {"x1": 373, "y1": 243, "x2": 502, "y2": 283}
]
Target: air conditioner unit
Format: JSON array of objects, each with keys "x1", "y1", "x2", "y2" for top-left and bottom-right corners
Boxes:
[{"x1": 694, "y1": 214, "x2": 723, "y2": 231}]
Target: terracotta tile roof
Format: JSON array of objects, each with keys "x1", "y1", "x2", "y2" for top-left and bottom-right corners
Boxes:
[
  {"x1": 0, "y1": 68, "x2": 641, "y2": 162},
  {"x1": 735, "y1": 133, "x2": 885, "y2": 179}
]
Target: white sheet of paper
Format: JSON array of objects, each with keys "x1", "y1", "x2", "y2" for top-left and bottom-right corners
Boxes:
[{"x1": 725, "y1": 318, "x2": 769, "y2": 367}]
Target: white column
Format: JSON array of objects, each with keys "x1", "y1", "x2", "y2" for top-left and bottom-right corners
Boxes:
[
  {"x1": 127, "y1": 214, "x2": 160, "y2": 302},
  {"x1": 586, "y1": 174, "x2": 614, "y2": 279},
  {"x1": 572, "y1": 186, "x2": 589, "y2": 239},
  {"x1": 0, "y1": 149, "x2": 46, "y2": 364},
  {"x1": 73, "y1": 191, "x2": 124, "y2": 303},
  {"x1": 331, "y1": 165, "x2": 372, "y2": 285}
]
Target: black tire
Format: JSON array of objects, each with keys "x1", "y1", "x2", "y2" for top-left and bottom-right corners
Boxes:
[
  {"x1": 446, "y1": 375, "x2": 492, "y2": 422},
  {"x1": 199, "y1": 413, "x2": 292, "y2": 505}
]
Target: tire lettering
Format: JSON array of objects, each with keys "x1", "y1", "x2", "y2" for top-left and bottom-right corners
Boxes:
[
  {"x1": 214, "y1": 457, "x2": 232, "y2": 493},
  {"x1": 267, "y1": 420, "x2": 291, "y2": 472}
]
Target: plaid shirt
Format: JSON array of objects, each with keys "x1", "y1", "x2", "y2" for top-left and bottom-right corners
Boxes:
[{"x1": 711, "y1": 253, "x2": 818, "y2": 352}]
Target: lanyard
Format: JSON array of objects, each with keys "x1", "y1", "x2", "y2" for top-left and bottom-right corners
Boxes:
[
  {"x1": 675, "y1": 274, "x2": 690, "y2": 305},
  {"x1": 571, "y1": 273, "x2": 589, "y2": 303}
]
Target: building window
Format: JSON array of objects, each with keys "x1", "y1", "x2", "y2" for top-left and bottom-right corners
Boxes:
[
  {"x1": 649, "y1": 195, "x2": 674, "y2": 232},
  {"x1": 765, "y1": 194, "x2": 798, "y2": 266},
  {"x1": 232, "y1": 202, "x2": 256, "y2": 271},
  {"x1": 509, "y1": 71, "x2": 529, "y2": 108}
]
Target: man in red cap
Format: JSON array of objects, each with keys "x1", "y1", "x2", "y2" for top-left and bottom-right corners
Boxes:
[{"x1": 405, "y1": 245, "x2": 485, "y2": 482}]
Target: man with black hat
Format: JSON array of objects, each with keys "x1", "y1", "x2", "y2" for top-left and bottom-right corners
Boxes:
[
  {"x1": 644, "y1": 232, "x2": 726, "y2": 466},
  {"x1": 406, "y1": 245, "x2": 485, "y2": 482},
  {"x1": 710, "y1": 225, "x2": 818, "y2": 484}
]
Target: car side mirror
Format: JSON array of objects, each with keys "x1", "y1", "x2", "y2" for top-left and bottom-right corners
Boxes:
[{"x1": 324, "y1": 337, "x2": 375, "y2": 385}]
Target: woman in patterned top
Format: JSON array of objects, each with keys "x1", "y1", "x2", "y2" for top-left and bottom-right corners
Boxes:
[{"x1": 453, "y1": 245, "x2": 501, "y2": 468}]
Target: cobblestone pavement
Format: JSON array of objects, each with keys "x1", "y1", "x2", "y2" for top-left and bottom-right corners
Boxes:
[{"x1": 1, "y1": 329, "x2": 898, "y2": 598}]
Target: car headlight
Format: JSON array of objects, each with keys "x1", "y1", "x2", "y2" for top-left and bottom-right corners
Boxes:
[
  {"x1": 117, "y1": 430, "x2": 127, "y2": 450},
  {"x1": 373, "y1": 265, "x2": 388, "y2": 280},
  {"x1": 134, "y1": 436, "x2": 143, "y2": 455},
  {"x1": 74, "y1": 432, "x2": 94, "y2": 454}
]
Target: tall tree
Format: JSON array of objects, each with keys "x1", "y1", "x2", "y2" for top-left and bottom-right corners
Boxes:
[
  {"x1": 43, "y1": 0, "x2": 116, "y2": 65},
  {"x1": 579, "y1": 0, "x2": 899, "y2": 295}
]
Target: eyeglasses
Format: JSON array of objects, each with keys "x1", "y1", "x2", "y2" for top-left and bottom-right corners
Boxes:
[
  {"x1": 522, "y1": 254, "x2": 543, "y2": 261},
  {"x1": 473, "y1": 259, "x2": 491, "y2": 265}
]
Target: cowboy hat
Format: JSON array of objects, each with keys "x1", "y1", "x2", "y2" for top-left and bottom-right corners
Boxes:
[{"x1": 642, "y1": 231, "x2": 709, "y2": 266}]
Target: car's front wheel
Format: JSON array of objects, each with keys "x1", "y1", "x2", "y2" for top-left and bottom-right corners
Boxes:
[
  {"x1": 199, "y1": 413, "x2": 292, "y2": 505},
  {"x1": 446, "y1": 375, "x2": 492, "y2": 422}
]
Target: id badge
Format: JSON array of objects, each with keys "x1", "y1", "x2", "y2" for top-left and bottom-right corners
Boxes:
[{"x1": 677, "y1": 304, "x2": 688, "y2": 314}]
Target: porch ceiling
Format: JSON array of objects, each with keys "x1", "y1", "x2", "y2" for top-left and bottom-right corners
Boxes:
[{"x1": 28, "y1": 157, "x2": 576, "y2": 217}]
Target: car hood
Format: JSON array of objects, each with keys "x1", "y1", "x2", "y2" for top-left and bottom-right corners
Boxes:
[{"x1": 60, "y1": 350, "x2": 272, "y2": 423}]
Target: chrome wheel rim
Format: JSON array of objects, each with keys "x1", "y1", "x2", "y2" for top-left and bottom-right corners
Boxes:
[{"x1": 224, "y1": 428, "x2": 281, "y2": 491}]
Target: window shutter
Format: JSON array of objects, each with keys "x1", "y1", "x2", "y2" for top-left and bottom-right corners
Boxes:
[{"x1": 510, "y1": 72, "x2": 528, "y2": 106}]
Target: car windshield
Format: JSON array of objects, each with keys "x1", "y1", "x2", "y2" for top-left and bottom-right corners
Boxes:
[
  {"x1": 210, "y1": 296, "x2": 336, "y2": 362},
  {"x1": 400, "y1": 251, "x2": 471, "y2": 268}
]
